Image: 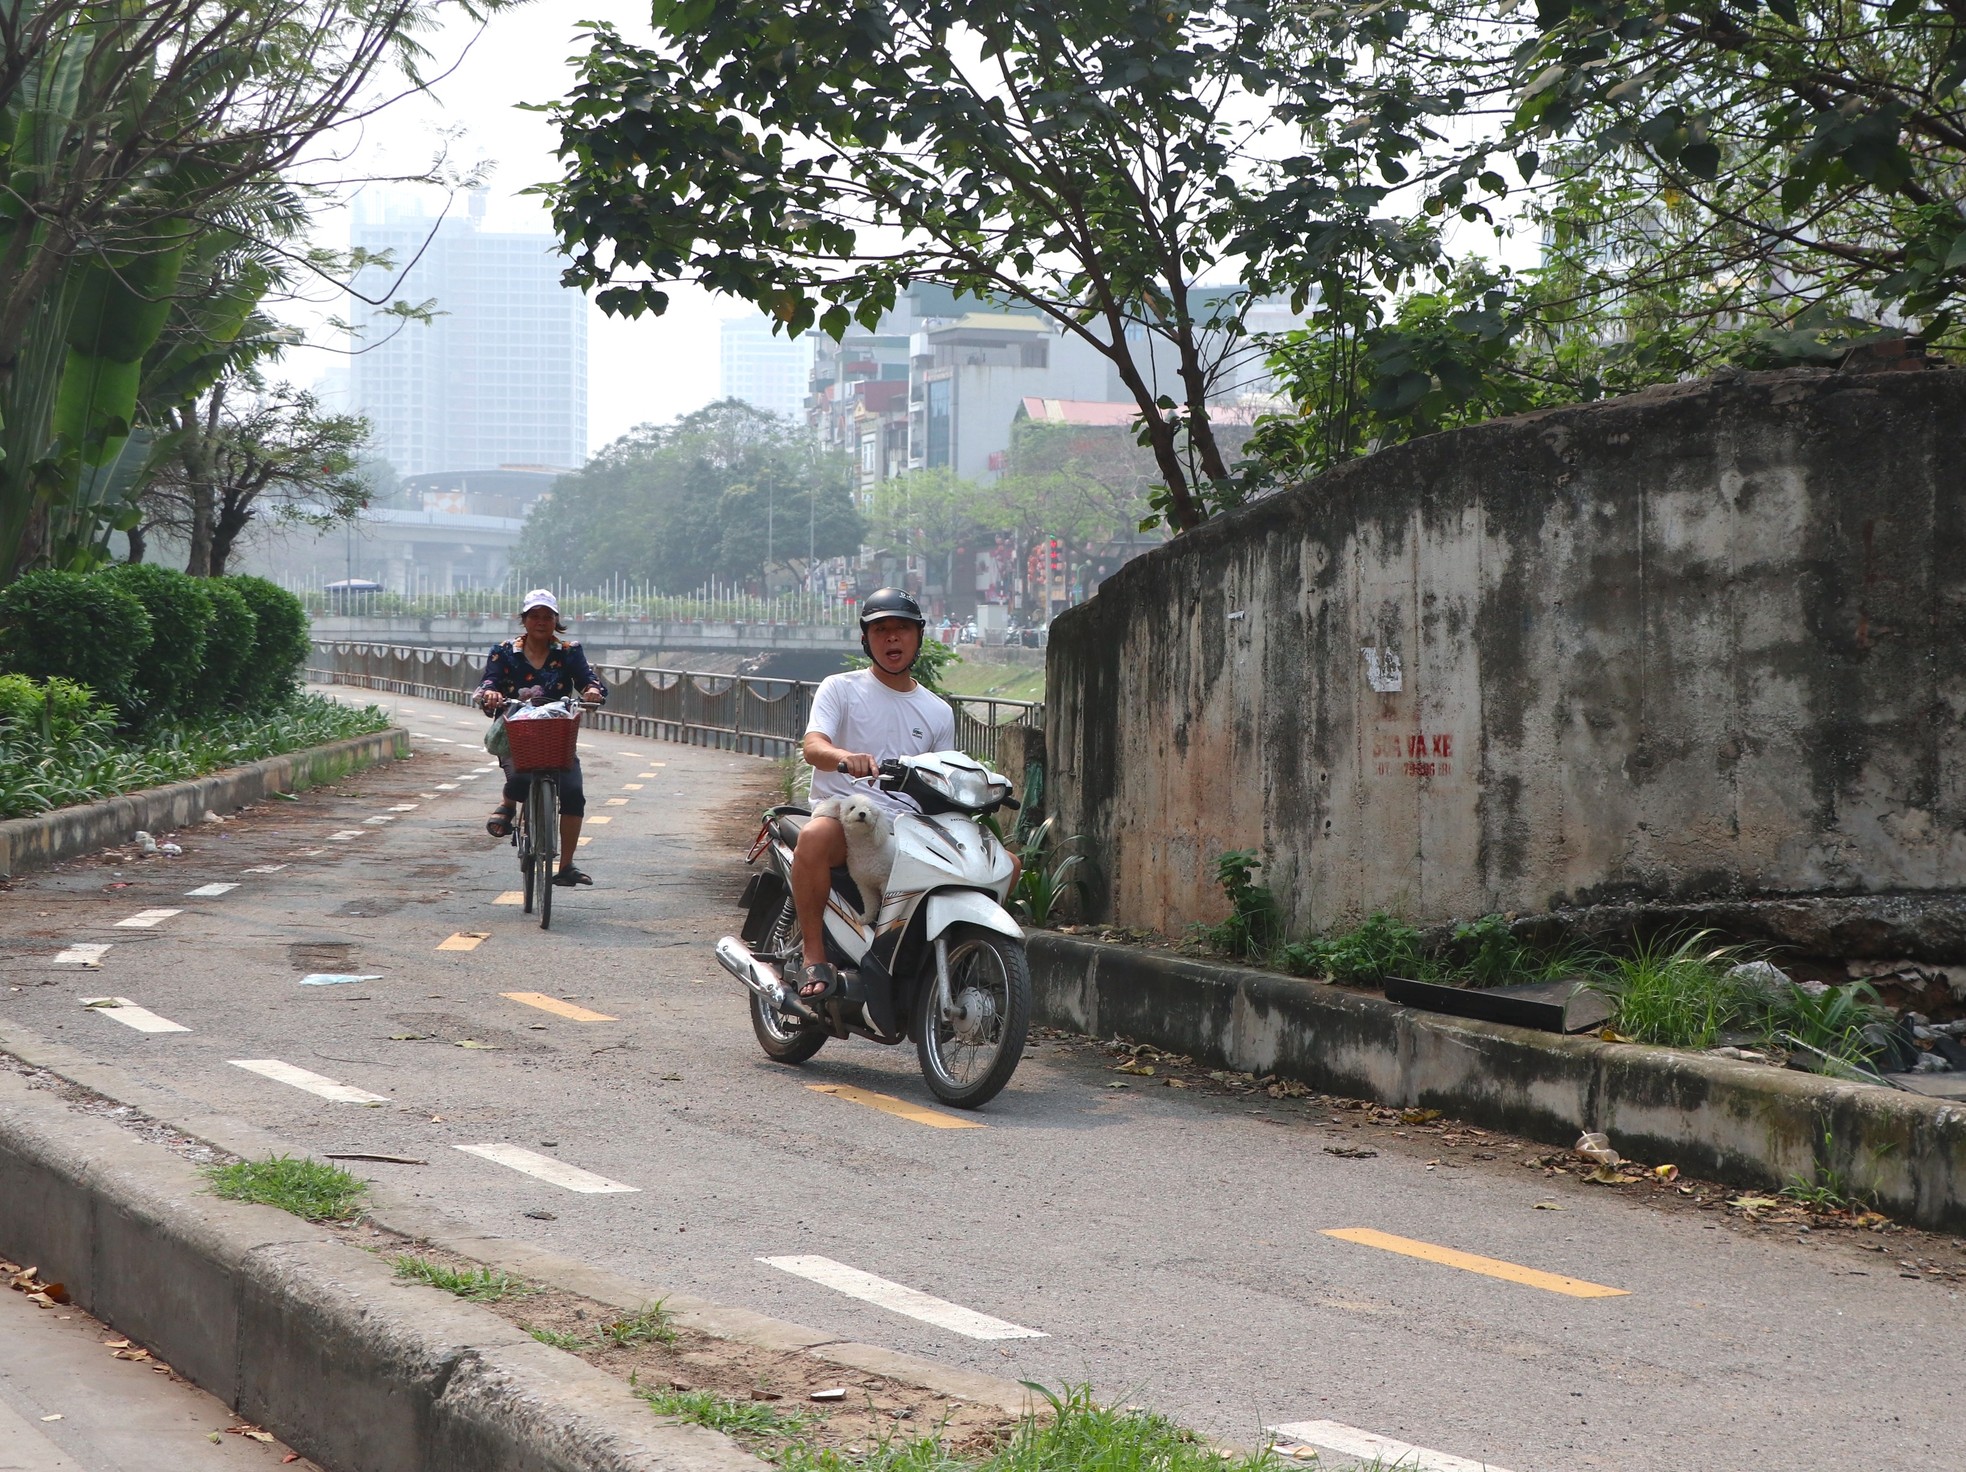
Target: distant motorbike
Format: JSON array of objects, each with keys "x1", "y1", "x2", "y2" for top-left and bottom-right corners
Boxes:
[{"x1": 716, "y1": 751, "x2": 1030, "y2": 1108}]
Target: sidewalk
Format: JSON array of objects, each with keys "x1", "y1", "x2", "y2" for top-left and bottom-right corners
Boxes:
[{"x1": 0, "y1": 1270, "x2": 311, "y2": 1471}]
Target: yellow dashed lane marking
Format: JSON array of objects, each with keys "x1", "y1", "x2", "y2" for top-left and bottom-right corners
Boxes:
[
  {"x1": 502, "y1": 991, "x2": 617, "y2": 1022},
  {"x1": 622, "y1": 783, "x2": 644, "y2": 791},
  {"x1": 1321, "y1": 1228, "x2": 1628, "y2": 1298},
  {"x1": 807, "y1": 1083, "x2": 985, "y2": 1130},
  {"x1": 605, "y1": 797, "x2": 629, "y2": 806},
  {"x1": 577, "y1": 836, "x2": 591, "y2": 847},
  {"x1": 437, "y1": 932, "x2": 491, "y2": 952},
  {"x1": 493, "y1": 891, "x2": 525, "y2": 906},
  {"x1": 636, "y1": 772, "x2": 658, "y2": 778},
  {"x1": 586, "y1": 815, "x2": 612, "y2": 824}
]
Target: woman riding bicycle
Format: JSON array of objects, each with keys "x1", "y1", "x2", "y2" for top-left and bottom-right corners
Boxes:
[{"x1": 475, "y1": 589, "x2": 607, "y2": 887}]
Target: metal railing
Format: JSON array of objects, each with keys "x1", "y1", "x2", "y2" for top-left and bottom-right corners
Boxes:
[{"x1": 307, "y1": 641, "x2": 1042, "y2": 765}]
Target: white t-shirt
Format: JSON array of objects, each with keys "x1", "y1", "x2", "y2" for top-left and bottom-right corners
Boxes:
[{"x1": 805, "y1": 669, "x2": 956, "y2": 814}]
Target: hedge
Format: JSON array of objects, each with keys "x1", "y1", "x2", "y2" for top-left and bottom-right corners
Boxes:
[
  {"x1": 0, "y1": 569, "x2": 309, "y2": 724},
  {"x1": 229, "y1": 574, "x2": 310, "y2": 711},
  {"x1": 99, "y1": 563, "x2": 214, "y2": 725},
  {"x1": 193, "y1": 579, "x2": 260, "y2": 711},
  {"x1": 0, "y1": 569, "x2": 152, "y2": 712}
]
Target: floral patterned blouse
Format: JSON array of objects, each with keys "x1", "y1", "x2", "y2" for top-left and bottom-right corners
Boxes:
[{"x1": 475, "y1": 638, "x2": 607, "y2": 709}]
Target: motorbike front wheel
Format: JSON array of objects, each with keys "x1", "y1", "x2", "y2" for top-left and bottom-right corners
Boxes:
[
  {"x1": 749, "y1": 895, "x2": 827, "y2": 1064},
  {"x1": 916, "y1": 924, "x2": 1030, "y2": 1109}
]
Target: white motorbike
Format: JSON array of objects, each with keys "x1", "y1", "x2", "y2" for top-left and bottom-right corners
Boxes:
[{"x1": 716, "y1": 750, "x2": 1031, "y2": 1109}]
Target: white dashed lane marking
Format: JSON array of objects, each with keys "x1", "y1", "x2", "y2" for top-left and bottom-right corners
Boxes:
[
  {"x1": 114, "y1": 909, "x2": 181, "y2": 928},
  {"x1": 1267, "y1": 1421, "x2": 1514, "y2": 1472},
  {"x1": 228, "y1": 1059, "x2": 390, "y2": 1103},
  {"x1": 185, "y1": 883, "x2": 238, "y2": 897},
  {"x1": 759, "y1": 1255, "x2": 1046, "y2": 1341},
  {"x1": 327, "y1": 831, "x2": 367, "y2": 841},
  {"x1": 453, "y1": 1143, "x2": 639, "y2": 1194},
  {"x1": 81, "y1": 998, "x2": 189, "y2": 1033},
  {"x1": 54, "y1": 943, "x2": 111, "y2": 965},
  {"x1": 242, "y1": 864, "x2": 288, "y2": 874},
  {"x1": 434, "y1": 783, "x2": 460, "y2": 791},
  {"x1": 389, "y1": 804, "x2": 419, "y2": 811}
]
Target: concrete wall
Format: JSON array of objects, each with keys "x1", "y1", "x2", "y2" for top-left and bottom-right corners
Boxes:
[{"x1": 1047, "y1": 367, "x2": 1966, "y2": 936}]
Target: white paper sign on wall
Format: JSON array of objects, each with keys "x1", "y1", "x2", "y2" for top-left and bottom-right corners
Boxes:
[{"x1": 1362, "y1": 647, "x2": 1403, "y2": 693}]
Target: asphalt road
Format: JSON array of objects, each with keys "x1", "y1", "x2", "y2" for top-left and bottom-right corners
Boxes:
[{"x1": 2, "y1": 686, "x2": 1959, "y2": 1472}]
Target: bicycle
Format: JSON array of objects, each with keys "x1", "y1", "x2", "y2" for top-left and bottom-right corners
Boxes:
[{"x1": 498, "y1": 697, "x2": 599, "y2": 930}]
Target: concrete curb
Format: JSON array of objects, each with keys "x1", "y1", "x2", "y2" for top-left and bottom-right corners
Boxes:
[
  {"x1": 1028, "y1": 931, "x2": 1966, "y2": 1232},
  {"x1": 0, "y1": 728, "x2": 411, "y2": 880},
  {"x1": 0, "y1": 1020, "x2": 1039, "y2": 1471}
]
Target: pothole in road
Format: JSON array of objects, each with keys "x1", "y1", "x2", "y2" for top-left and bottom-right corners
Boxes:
[
  {"x1": 333, "y1": 899, "x2": 405, "y2": 919},
  {"x1": 289, "y1": 942, "x2": 355, "y2": 972}
]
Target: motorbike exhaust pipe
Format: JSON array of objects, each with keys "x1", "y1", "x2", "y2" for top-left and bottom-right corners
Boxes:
[{"x1": 716, "y1": 935, "x2": 787, "y2": 1007}]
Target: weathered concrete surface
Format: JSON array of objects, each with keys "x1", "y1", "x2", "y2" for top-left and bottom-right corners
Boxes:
[
  {"x1": 0, "y1": 728, "x2": 410, "y2": 880},
  {"x1": 0, "y1": 1068, "x2": 768, "y2": 1472},
  {"x1": 1028, "y1": 930, "x2": 1966, "y2": 1230},
  {"x1": 1048, "y1": 367, "x2": 1966, "y2": 941}
]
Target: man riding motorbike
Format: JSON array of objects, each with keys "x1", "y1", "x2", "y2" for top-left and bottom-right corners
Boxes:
[{"x1": 788, "y1": 589, "x2": 954, "y2": 1003}]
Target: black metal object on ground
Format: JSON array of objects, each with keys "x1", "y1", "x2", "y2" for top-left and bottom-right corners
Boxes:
[{"x1": 1382, "y1": 976, "x2": 1613, "y2": 1034}]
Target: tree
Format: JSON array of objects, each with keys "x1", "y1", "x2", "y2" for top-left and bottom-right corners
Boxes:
[
  {"x1": 1509, "y1": 0, "x2": 1966, "y2": 337},
  {"x1": 540, "y1": 0, "x2": 1456, "y2": 533},
  {"x1": 0, "y1": 0, "x2": 506, "y2": 577},
  {"x1": 133, "y1": 382, "x2": 371, "y2": 577},
  {"x1": 519, "y1": 401, "x2": 861, "y2": 590}
]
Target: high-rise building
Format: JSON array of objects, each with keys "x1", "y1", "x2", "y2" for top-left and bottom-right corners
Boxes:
[
  {"x1": 719, "y1": 313, "x2": 812, "y2": 421},
  {"x1": 347, "y1": 191, "x2": 587, "y2": 477}
]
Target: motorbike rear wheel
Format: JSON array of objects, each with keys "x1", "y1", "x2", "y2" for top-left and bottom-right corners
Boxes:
[
  {"x1": 749, "y1": 895, "x2": 827, "y2": 1064},
  {"x1": 916, "y1": 923, "x2": 1030, "y2": 1109}
]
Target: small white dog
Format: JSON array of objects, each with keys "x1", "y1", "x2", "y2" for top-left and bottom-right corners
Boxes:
[{"x1": 813, "y1": 794, "x2": 895, "y2": 923}]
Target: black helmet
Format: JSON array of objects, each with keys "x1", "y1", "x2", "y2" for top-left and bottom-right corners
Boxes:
[
  {"x1": 858, "y1": 587, "x2": 926, "y2": 665},
  {"x1": 858, "y1": 588, "x2": 925, "y2": 628}
]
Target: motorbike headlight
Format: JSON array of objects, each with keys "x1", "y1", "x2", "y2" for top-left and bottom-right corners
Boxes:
[{"x1": 943, "y1": 767, "x2": 997, "y2": 809}]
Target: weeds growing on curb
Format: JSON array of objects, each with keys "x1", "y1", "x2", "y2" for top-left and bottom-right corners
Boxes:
[
  {"x1": 640, "y1": 1386, "x2": 812, "y2": 1438},
  {"x1": 1194, "y1": 851, "x2": 1280, "y2": 960},
  {"x1": 1006, "y1": 817, "x2": 1090, "y2": 927},
  {"x1": 776, "y1": 753, "x2": 808, "y2": 805},
  {"x1": 391, "y1": 1255, "x2": 530, "y2": 1302},
  {"x1": 203, "y1": 1156, "x2": 365, "y2": 1222},
  {"x1": 764, "y1": 1384, "x2": 1283, "y2": 1472},
  {"x1": 603, "y1": 1301, "x2": 677, "y2": 1347},
  {"x1": 525, "y1": 1325, "x2": 592, "y2": 1350},
  {"x1": 1588, "y1": 933, "x2": 1747, "y2": 1051}
]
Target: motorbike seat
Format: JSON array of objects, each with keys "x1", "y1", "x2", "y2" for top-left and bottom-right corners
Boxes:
[
  {"x1": 771, "y1": 811, "x2": 812, "y2": 848},
  {"x1": 831, "y1": 867, "x2": 865, "y2": 913}
]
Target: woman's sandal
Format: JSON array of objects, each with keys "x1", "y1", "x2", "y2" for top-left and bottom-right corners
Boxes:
[{"x1": 485, "y1": 805, "x2": 516, "y2": 838}]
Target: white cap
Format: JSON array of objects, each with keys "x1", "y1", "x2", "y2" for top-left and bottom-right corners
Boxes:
[{"x1": 520, "y1": 588, "x2": 559, "y2": 615}]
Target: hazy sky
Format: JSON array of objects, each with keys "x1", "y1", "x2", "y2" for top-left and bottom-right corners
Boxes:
[{"x1": 296, "y1": 2, "x2": 743, "y2": 456}]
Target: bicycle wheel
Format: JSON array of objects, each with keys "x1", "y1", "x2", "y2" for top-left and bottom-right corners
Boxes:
[
  {"x1": 517, "y1": 787, "x2": 536, "y2": 914},
  {"x1": 533, "y1": 776, "x2": 559, "y2": 930}
]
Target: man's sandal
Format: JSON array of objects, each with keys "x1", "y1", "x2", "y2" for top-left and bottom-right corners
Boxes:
[
  {"x1": 794, "y1": 960, "x2": 842, "y2": 1003},
  {"x1": 486, "y1": 805, "x2": 516, "y2": 838},
  {"x1": 552, "y1": 865, "x2": 593, "y2": 887}
]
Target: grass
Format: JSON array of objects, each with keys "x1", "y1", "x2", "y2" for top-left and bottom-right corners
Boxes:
[
  {"x1": 1588, "y1": 933, "x2": 1746, "y2": 1050},
  {"x1": 766, "y1": 1384, "x2": 1281, "y2": 1472},
  {"x1": 526, "y1": 1326, "x2": 592, "y2": 1350},
  {"x1": 203, "y1": 1156, "x2": 366, "y2": 1222},
  {"x1": 602, "y1": 1301, "x2": 677, "y2": 1347},
  {"x1": 0, "y1": 693, "x2": 390, "y2": 819},
  {"x1": 390, "y1": 1254, "x2": 530, "y2": 1302},
  {"x1": 936, "y1": 659, "x2": 1045, "y2": 705},
  {"x1": 641, "y1": 1386, "x2": 813, "y2": 1439}
]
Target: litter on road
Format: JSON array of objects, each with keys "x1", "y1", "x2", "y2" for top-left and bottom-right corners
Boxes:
[{"x1": 298, "y1": 974, "x2": 384, "y2": 987}]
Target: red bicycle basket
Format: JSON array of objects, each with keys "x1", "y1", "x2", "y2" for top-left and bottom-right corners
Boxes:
[{"x1": 505, "y1": 716, "x2": 579, "y2": 773}]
